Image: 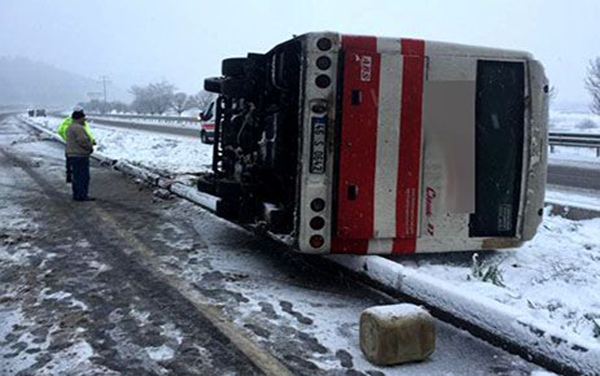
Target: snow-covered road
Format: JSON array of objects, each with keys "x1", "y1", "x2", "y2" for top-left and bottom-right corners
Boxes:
[
  {"x1": 26, "y1": 115, "x2": 600, "y2": 349},
  {"x1": 1, "y1": 114, "x2": 553, "y2": 375}
]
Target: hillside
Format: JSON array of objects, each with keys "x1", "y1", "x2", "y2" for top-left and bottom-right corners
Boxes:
[{"x1": 0, "y1": 57, "x2": 107, "y2": 107}]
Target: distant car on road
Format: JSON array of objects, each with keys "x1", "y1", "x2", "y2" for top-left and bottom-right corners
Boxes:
[
  {"x1": 199, "y1": 100, "x2": 216, "y2": 144},
  {"x1": 28, "y1": 109, "x2": 46, "y2": 117}
]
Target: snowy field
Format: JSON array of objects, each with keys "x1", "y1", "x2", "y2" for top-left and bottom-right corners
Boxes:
[
  {"x1": 399, "y1": 209, "x2": 600, "y2": 343},
  {"x1": 90, "y1": 114, "x2": 201, "y2": 130},
  {"x1": 546, "y1": 185, "x2": 600, "y2": 212},
  {"x1": 548, "y1": 110, "x2": 600, "y2": 165},
  {"x1": 549, "y1": 110, "x2": 600, "y2": 134},
  {"x1": 28, "y1": 116, "x2": 212, "y2": 176},
  {"x1": 548, "y1": 145, "x2": 600, "y2": 166},
  {"x1": 25, "y1": 114, "x2": 600, "y2": 346}
]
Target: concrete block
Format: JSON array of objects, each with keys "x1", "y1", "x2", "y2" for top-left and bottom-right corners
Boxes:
[{"x1": 360, "y1": 304, "x2": 435, "y2": 366}]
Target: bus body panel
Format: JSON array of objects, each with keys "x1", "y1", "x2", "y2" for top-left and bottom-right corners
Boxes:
[
  {"x1": 204, "y1": 32, "x2": 548, "y2": 255},
  {"x1": 296, "y1": 32, "x2": 547, "y2": 254}
]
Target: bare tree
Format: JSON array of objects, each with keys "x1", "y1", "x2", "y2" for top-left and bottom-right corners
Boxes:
[
  {"x1": 78, "y1": 99, "x2": 129, "y2": 113},
  {"x1": 170, "y1": 92, "x2": 191, "y2": 115},
  {"x1": 188, "y1": 90, "x2": 214, "y2": 111},
  {"x1": 130, "y1": 81, "x2": 176, "y2": 114},
  {"x1": 585, "y1": 57, "x2": 600, "y2": 115}
]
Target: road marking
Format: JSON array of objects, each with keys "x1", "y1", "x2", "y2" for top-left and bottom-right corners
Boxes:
[{"x1": 93, "y1": 206, "x2": 294, "y2": 376}]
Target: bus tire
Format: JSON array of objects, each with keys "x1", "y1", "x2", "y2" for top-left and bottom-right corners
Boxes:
[
  {"x1": 222, "y1": 58, "x2": 247, "y2": 77},
  {"x1": 204, "y1": 77, "x2": 223, "y2": 94},
  {"x1": 221, "y1": 77, "x2": 249, "y2": 98}
]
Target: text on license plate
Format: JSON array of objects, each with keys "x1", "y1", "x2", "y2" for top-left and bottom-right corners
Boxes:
[{"x1": 310, "y1": 117, "x2": 327, "y2": 174}]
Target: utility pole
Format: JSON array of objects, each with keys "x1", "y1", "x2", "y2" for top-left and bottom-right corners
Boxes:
[{"x1": 99, "y1": 75, "x2": 111, "y2": 113}]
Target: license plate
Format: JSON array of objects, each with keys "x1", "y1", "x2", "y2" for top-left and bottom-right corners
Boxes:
[{"x1": 310, "y1": 117, "x2": 327, "y2": 174}]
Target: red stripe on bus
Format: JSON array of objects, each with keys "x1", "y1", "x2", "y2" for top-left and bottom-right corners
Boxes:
[
  {"x1": 392, "y1": 238, "x2": 417, "y2": 255},
  {"x1": 341, "y1": 35, "x2": 378, "y2": 51},
  {"x1": 331, "y1": 237, "x2": 369, "y2": 254},
  {"x1": 394, "y1": 39, "x2": 425, "y2": 254},
  {"x1": 401, "y1": 38, "x2": 425, "y2": 56},
  {"x1": 336, "y1": 36, "x2": 380, "y2": 247}
]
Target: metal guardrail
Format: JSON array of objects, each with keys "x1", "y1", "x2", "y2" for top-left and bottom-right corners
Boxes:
[
  {"x1": 88, "y1": 113, "x2": 200, "y2": 124},
  {"x1": 549, "y1": 132, "x2": 600, "y2": 157}
]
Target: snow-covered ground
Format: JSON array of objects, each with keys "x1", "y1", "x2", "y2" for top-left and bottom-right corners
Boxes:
[
  {"x1": 0, "y1": 154, "x2": 102, "y2": 374},
  {"x1": 416, "y1": 109, "x2": 600, "y2": 345},
  {"x1": 399, "y1": 208, "x2": 600, "y2": 343},
  {"x1": 548, "y1": 110, "x2": 600, "y2": 165},
  {"x1": 53, "y1": 110, "x2": 203, "y2": 130},
  {"x1": 546, "y1": 185, "x2": 600, "y2": 212},
  {"x1": 6, "y1": 115, "x2": 549, "y2": 375},
  {"x1": 91, "y1": 115, "x2": 201, "y2": 130},
  {"x1": 549, "y1": 110, "x2": 600, "y2": 134},
  {"x1": 26, "y1": 113, "x2": 600, "y2": 345},
  {"x1": 28, "y1": 116, "x2": 212, "y2": 176},
  {"x1": 548, "y1": 145, "x2": 600, "y2": 165}
]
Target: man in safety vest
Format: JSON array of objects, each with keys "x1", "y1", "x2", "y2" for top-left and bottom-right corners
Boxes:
[
  {"x1": 57, "y1": 113, "x2": 95, "y2": 183},
  {"x1": 65, "y1": 110, "x2": 94, "y2": 201}
]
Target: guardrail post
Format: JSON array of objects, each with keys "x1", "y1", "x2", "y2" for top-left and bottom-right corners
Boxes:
[{"x1": 550, "y1": 144, "x2": 555, "y2": 153}]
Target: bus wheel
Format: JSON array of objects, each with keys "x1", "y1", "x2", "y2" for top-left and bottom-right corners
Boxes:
[
  {"x1": 200, "y1": 131, "x2": 208, "y2": 144},
  {"x1": 221, "y1": 77, "x2": 249, "y2": 98},
  {"x1": 222, "y1": 58, "x2": 247, "y2": 77},
  {"x1": 204, "y1": 77, "x2": 223, "y2": 94}
]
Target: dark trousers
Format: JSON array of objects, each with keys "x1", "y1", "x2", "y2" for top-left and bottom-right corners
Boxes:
[
  {"x1": 65, "y1": 156, "x2": 72, "y2": 183},
  {"x1": 70, "y1": 156, "x2": 90, "y2": 200}
]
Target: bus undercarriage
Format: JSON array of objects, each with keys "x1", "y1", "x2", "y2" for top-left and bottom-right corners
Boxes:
[{"x1": 200, "y1": 39, "x2": 302, "y2": 235}]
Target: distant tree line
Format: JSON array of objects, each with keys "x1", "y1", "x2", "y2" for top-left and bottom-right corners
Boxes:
[
  {"x1": 78, "y1": 80, "x2": 214, "y2": 115},
  {"x1": 586, "y1": 57, "x2": 600, "y2": 115}
]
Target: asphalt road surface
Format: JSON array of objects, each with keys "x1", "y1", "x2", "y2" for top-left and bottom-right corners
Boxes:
[
  {"x1": 0, "y1": 114, "x2": 550, "y2": 375},
  {"x1": 547, "y1": 163, "x2": 600, "y2": 191}
]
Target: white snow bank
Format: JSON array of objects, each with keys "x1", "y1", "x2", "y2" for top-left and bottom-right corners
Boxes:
[
  {"x1": 388, "y1": 206, "x2": 600, "y2": 344},
  {"x1": 550, "y1": 110, "x2": 600, "y2": 134},
  {"x1": 91, "y1": 115, "x2": 200, "y2": 130},
  {"x1": 330, "y1": 253, "x2": 600, "y2": 375},
  {"x1": 546, "y1": 185, "x2": 600, "y2": 212},
  {"x1": 549, "y1": 146, "x2": 600, "y2": 165},
  {"x1": 548, "y1": 111, "x2": 600, "y2": 165},
  {"x1": 24, "y1": 115, "x2": 212, "y2": 175}
]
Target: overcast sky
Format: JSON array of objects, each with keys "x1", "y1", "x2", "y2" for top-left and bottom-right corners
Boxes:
[{"x1": 2, "y1": 0, "x2": 599, "y2": 108}]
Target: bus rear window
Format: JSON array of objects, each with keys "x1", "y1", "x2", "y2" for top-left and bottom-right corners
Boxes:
[{"x1": 470, "y1": 60, "x2": 525, "y2": 237}]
